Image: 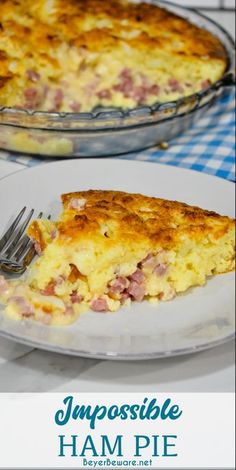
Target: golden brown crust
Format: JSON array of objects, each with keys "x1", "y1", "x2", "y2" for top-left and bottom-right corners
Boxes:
[
  {"x1": 0, "y1": 0, "x2": 228, "y2": 112},
  {"x1": 0, "y1": 0, "x2": 227, "y2": 59},
  {"x1": 60, "y1": 190, "x2": 235, "y2": 251},
  {"x1": 28, "y1": 221, "x2": 46, "y2": 251},
  {"x1": 55, "y1": 0, "x2": 226, "y2": 58}
]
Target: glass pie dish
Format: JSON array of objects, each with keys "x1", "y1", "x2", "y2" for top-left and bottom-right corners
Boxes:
[{"x1": 0, "y1": 0, "x2": 235, "y2": 158}]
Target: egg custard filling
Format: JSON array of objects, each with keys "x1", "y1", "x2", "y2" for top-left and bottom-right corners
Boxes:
[
  {"x1": 0, "y1": 0, "x2": 228, "y2": 112},
  {"x1": 0, "y1": 190, "x2": 235, "y2": 326}
]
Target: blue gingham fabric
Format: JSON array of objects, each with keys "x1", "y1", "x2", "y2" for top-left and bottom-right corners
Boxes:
[{"x1": 0, "y1": 90, "x2": 235, "y2": 182}]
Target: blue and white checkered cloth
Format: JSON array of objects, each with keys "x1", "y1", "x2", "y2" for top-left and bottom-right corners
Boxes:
[{"x1": 0, "y1": 90, "x2": 235, "y2": 182}]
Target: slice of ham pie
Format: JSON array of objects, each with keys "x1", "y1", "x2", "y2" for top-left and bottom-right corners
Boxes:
[{"x1": 0, "y1": 190, "x2": 235, "y2": 326}]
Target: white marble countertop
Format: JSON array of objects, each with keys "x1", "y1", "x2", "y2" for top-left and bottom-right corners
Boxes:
[
  {"x1": 0, "y1": 10, "x2": 235, "y2": 393},
  {"x1": 0, "y1": 161, "x2": 235, "y2": 393}
]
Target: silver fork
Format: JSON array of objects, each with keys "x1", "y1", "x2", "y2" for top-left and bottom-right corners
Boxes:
[{"x1": 0, "y1": 208, "x2": 48, "y2": 275}]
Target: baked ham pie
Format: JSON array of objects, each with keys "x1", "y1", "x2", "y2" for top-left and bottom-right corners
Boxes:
[
  {"x1": 0, "y1": 0, "x2": 228, "y2": 112},
  {"x1": 0, "y1": 191, "x2": 235, "y2": 326}
]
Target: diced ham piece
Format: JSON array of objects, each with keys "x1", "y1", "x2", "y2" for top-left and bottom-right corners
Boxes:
[
  {"x1": 41, "y1": 276, "x2": 65, "y2": 296},
  {"x1": 129, "y1": 268, "x2": 145, "y2": 283},
  {"x1": 69, "y1": 101, "x2": 81, "y2": 112},
  {"x1": 10, "y1": 296, "x2": 34, "y2": 317},
  {"x1": 24, "y1": 88, "x2": 41, "y2": 109},
  {"x1": 69, "y1": 198, "x2": 87, "y2": 211},
  {"x1": 97, "y1": 89, "x2": 112, "y2": 99},
  {"x1": 70, "y1": 290, "x2": 84, "y2": 304},
  {"x1": 120, "y1": 292, "x2": 130, "y2": 305},
  {"x1": 168, "y1": 78, "x2": 184, "y2": 93},
  {"x1": 153, "y1": 263, "x2": 168, "y2": 277},
  {"x1": 132, "y1": 86, "x2": 147, "y2": 102},
  {"x1": 114, "y1": 68, "x2": 134, "y2": 97},
  {"x1": 120, "y1": 68, "x2": 133, "y2": 81},
  {"x1": 108, "y1": 276, "x2": 129, "y2": 295},
  {"x1": 128, "y1": 281, "x2": 145, "y2": 302},
  {"x1": 141, "y1": 253, "x2": 156, "y2": 268},
  {"x1": 148, "y1": 84, "x2": 160, "y2": 95},
  {"x1": 34, "y1": 241, "x2": 42, "y2": 256},
  {"x1": 0, "y1": 276, "x2": 10, "y2": 294},
  {"x1": 122, "y1": 78, "x2": 133, "y2": 95},
  {"x1": 27, "y1": 70, "x2": 41, "y2": 82},
  {"x1": 132, "y1": 83, "x2": 160, "y2": 103},
  {"x1": 141, "y1": 251, "x2": 168, "y2": 270},
  {"x1": 91, "y1": 298, "x2": 108, "y2": 312},
  {"x1": 53, "y1": 88, "x2": 64, "y2": 111},
  {"x1": 113, "y1": 81, "x2": 133, "y2": 95},
  {"x1": 24, "y1": 88, "x2": 38, "y2": 100},
  {"x1": 114, "y1": 69, "x2": 160, "y2": 103},
  {"x1": 201, "y1": 79, "x2": 211, "y2": 90},
  {"x1": 140, "y1": 75, "x2": 160, "y2": 95},
  {"x1": 41, "y1": 281, "x2": 56, "y2": 296}
]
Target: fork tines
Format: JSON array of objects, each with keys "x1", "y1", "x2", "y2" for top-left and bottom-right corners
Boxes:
[{"x1": 0, "y1": 208, "x2": 48, "y2": 274}]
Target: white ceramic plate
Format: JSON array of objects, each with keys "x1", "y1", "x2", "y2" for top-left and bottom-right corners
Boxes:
[{"x1": 0, "y1": 159, "x2": 235, "y2": 360}]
